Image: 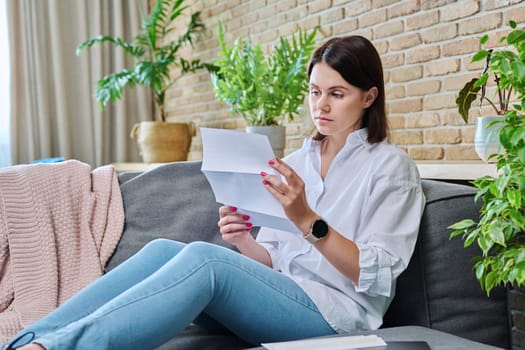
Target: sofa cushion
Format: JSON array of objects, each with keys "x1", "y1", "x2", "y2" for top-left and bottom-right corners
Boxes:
[
  {"x1": 382, "y1": 180, "x2": 510, "y2": 349},
  {"x1": 106, "y1": 161, "x2": 233, "y2": 270}
]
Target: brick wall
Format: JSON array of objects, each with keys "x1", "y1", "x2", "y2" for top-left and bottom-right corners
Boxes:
[{"x1": 162, "y1": 0, "x2": 525, "y2": 161}]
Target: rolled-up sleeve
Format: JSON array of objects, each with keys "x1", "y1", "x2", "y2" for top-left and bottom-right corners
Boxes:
[
  {"x1": 355, "y1": 243, "x2": 398, "y2": 296},
  {"x1": 355, "y1": 172, "x2": 425, "y2": 297},
  {"x1": 256, "y1": 227, "x2": 282, "y2": 270}
]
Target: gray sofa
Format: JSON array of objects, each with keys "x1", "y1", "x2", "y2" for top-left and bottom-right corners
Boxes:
[{"x1": 107, "y1": 161, "x2": 511, "y2": 350}]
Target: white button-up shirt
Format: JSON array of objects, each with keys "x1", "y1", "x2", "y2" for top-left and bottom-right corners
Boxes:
[{"x1": 256, "y1": 128, "x2": 425, "y2": 333}]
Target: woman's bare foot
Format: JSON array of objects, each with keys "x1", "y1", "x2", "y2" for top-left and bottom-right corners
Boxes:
[{"x1": 18, "y1": 344, "x2": 45, "y2": 350}]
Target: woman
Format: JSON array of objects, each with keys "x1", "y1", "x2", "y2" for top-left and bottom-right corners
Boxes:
[{"x1": 3, "y1": 35, "x2": 425, "y2": 350}]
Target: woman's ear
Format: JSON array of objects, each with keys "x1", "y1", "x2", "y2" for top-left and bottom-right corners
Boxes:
[{"x1": 363, "y1": 87, "x2": 378, "y2": 108}]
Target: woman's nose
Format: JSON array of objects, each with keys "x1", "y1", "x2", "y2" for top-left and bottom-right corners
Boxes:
[{"x1": 317, "y1": 95, "x2": 329, "y2": 111}]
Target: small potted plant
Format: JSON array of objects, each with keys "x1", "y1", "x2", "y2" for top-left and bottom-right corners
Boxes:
[
  {"x1": 449, "y1": 21, "x2": 525, "y2": 296},
  {"x1": 210, "y1": 23, "x2": 317, "y2": 157},
  {"x1": 456, "y1": 42, "x2": 513, "y2": 162},
  {"x1": 77, "y1": 0, "x2": 216, "y2": 162}
]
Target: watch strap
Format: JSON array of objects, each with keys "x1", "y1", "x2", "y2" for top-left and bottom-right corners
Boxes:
[
  {"x1": 304, "y1": 217, "x2": 328, "y2": 244},
  {"x1": 304, "y1": 230, "x2": 320, "y2": 244}
]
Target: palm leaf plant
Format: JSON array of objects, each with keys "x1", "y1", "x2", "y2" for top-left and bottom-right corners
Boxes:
[{"x1": 77, "y1": 0, "x2": 215, "y2": 122}]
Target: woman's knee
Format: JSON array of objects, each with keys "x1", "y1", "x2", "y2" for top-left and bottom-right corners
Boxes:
[
  {"x1": 184, "y1": 241, "x2": 227, "y2": 257},
  {"x1": 141, "y1": 238, "x2": 186, "y2": 258}
]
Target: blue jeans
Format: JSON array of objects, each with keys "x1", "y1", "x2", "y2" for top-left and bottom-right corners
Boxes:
[{"x1": 3, "y1": 239, "x2": 335, "y2": 349}]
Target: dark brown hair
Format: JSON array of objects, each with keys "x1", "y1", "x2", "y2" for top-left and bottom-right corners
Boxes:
[{"x1": 307, "y1": 35, "x2": 388, "y2": 143}]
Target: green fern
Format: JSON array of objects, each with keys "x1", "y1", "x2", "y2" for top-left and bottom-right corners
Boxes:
[{"x1": 211, "y1": 22, "x2": 317, "y2": 126}]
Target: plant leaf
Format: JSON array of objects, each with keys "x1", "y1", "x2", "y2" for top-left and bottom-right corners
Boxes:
[
  {"x1": 472, "y1": 49, "x2": 489, "y2": 62},
  {"x1": 476, "y1": 263, "x2": 485, "y2": 280},
  {"x1": 511, "y1": 60, "x2": 525, "y2": 80},
  {"x1": 77, "y1": 36, "x2": 144, "y2": 57},
  {"x1": 488, "y1": 225, "x2": 506, "y2": 246},
  {"x1": 95, "y1": 70, "x2": 137, "y2": 108},
  {"x1": 449, "y1": 219, "x2": 476, "y2": 230},
  {"x1": 456, "y1": 78, "x2": 481, "y2": 123},
  {"x1": 518, "y1": 147, "x2": 525, "y2": 163},
  {"x1": 507, "y1": 189, "x2": 521, "y2": 209},
  {"x1": 484, "y1": 270, "x2": 498, "y2": 295},
  {"x1": 507, "y1": 29, "x2": 525, "y2": 45}
]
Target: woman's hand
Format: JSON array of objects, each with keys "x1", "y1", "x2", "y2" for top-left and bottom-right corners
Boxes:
[
  {"x1": 218, "y1": 205, "x2": 253, "y2": 246},
  {"x1": 261, "y1": 157, "x2": 317, "y2": 234},
  {"x1": 262, "y1": 158, "x2": 361, "y2": 283},
  {"x1": 217, "y1": 205, "x2": 273, "y2": 267}
]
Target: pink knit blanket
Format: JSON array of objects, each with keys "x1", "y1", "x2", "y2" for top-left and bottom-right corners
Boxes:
[{"x1": 0, "y1": 160, "x2": 124, "y2": 342}]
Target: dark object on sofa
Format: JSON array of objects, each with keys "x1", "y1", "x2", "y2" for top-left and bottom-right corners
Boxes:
[{"x1": 106, "y1": 161, "x2": 510, "y2": 350}]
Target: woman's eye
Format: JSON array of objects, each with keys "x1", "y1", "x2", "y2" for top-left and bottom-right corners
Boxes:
[
  {"x1": 332, "y1": 92, "x2": 344, "y2": 99},
  {"x1": 310, "y1": 90, "x2": 320, "y2": 96}
]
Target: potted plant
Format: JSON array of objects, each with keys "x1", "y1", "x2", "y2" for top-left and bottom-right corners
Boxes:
[
  {"x1": 77, "y1": 0, "x2": 216, "y2": 162},
  {"x1": 449, "y1": 21, "x2": 525, "y2": 296},
  {"x1": 210, "y1": 23, "x2": 317, "y2": 157},
  {"x1": 456, "y1": 42, "x2": 513, "y2": 162}
]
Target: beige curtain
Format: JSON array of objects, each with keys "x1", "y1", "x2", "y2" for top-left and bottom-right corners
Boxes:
[{"x1": 7, "y1": 0, "x2": 152, "y2": 167}]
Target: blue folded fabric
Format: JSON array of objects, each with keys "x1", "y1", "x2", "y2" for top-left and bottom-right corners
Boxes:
[{"x1": 32, "y1": 157, "x2": 65, "y2": 163}]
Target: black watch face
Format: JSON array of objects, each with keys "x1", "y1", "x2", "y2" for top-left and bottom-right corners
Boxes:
[{"x1": 312, "y1": 219, "x2": 329, "y2": 238}]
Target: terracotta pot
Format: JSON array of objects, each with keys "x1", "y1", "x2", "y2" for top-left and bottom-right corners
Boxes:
[
  {"x1": 245, "y1": 125, "x2": 286, "y2": 157},
  {"x1": 130, "y1": 121, "x2": 196, "y2": 163}
]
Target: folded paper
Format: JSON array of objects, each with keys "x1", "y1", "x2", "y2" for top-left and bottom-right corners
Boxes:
[{"x1": 200, "y1": 127, "x2": 300, "y2": 234}]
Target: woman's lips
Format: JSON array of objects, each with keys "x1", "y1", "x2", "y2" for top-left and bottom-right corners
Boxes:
[{"x1": 315, "y1": 116, "x2": 332, "y2": 122}]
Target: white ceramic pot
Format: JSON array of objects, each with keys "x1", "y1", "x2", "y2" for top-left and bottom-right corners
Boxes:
[
  {"x1": 245, "y1": 125, "x2": 286, "y2": 157},
  {"x1": 474, "y1": 116, "x2": 503, "y2": 163}
]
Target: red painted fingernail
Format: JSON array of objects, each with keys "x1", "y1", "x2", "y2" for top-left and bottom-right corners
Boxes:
[
  {"x1": 260, "y1": 171, "x2": 267, "y2": 176},
  {"x1": 246, "y1": 223, "x2": 253, "y2": 228},
  {"x1": 268, "y1": 160, "x2": 275, "y2": 165},
  {"x1": 262, "y1": 180, "x2": 269, "y2": 185},
  {"x1": 242, "y1": 215, "x2": 250, "y2": 220},
  {"x1": 230, "y1": 206, "x2": 237, "y2": 212}
]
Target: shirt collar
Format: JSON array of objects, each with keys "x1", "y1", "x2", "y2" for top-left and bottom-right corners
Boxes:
[
  {"x1": 305, "y1": 128, "x2": 372, "y2": 153},
  {"x1": 348, "y1": 128, "x2": 372, "y2": 149}
]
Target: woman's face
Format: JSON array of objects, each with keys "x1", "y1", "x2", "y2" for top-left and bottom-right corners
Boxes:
[{"x1": 308, "y1": 62, "x2": 373, "y2": 140}]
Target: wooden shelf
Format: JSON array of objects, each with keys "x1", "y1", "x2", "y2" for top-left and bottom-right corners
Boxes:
[
  {"x1": 111, "y1": 161, "x2": 497, "y2": 181},
  {"x1": 111, "y1": 162, "x2": 163, "y2": 173},
  {"x1": 416, "y1": 161, "x2": 497, "y2": 181}
]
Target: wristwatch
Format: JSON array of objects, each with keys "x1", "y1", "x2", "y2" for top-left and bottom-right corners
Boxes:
[{"x1": 304, "y1": 218, "x2": 329, "y2": 244}]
